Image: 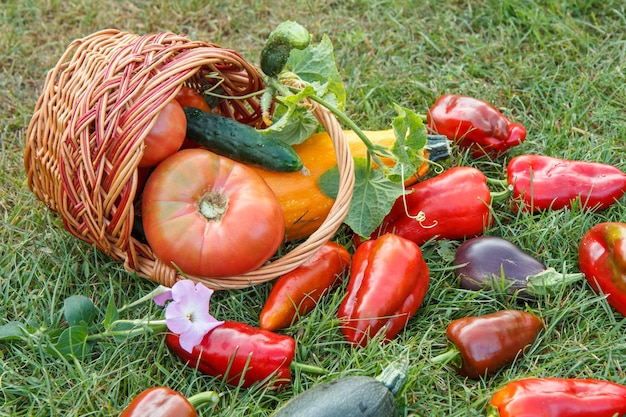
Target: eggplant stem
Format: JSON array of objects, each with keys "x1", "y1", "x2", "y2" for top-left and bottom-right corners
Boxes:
[{"x1": 527, "y1": 268, "x2": 585, "y2": 296}]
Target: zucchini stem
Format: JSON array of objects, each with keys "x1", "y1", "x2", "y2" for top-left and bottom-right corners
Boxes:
[{"x1": 375, "y1": 361, "x2": 409, "y2": 396}]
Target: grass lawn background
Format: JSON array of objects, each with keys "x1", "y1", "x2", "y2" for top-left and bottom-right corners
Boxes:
[{"x1": 1, "y1": 1, "x2": 625, "y2": 416}]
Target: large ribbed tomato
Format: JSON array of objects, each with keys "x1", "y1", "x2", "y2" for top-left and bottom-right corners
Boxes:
[{"x1": 141, "y1": 148, "x2": 285, "y2": 277}]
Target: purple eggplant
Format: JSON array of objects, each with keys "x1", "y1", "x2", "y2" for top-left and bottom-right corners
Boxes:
[{"x1": 453, "y1": 236, "x2": 582, "y2": 297}]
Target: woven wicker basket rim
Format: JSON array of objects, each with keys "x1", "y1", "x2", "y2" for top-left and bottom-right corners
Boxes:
[{"x1": 24, "y1": 29, "x2": 355, "y2": 290}]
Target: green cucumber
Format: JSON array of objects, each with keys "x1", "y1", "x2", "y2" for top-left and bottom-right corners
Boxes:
[
  {"x1": 271, "y1": 362, "x2": 407, "y2": 417},
  {"x1": 183, "y1": 107, "x2": 303, "y2": 172}
]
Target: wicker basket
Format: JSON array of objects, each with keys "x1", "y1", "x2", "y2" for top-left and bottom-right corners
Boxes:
[{"x1": 24, "y1": 29, "x2": 355, "y2": 290}]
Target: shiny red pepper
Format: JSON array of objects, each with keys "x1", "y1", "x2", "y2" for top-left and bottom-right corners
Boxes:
[
  {"x1": 579, "y1": 222, "x2": 626, "y2": 317},
  {"x1": 487, "y1": 377, "x2": 626, "y2": 417},
  {"x1": 338, "y1": 233, "x2": 430, "y2": 347},
  {"x1": 260, "y1": 241, "x2": 351, "y2": 331},
  {"x1": 119, "y1": 386, "x2": 218, "y2": 417},
  {"x1": 427, "y1": 94, "x2": 526, "y2": 158},
  {"x1": 440, "y1": 310, "x2": 544, "y2": 379},
  {"x1": 364, "y1": 166, "x2": 494, "y2": 246},
  {"x1": 165, "y1": 321, "x2": 295, "y2": 388},
  {"x1": 507, "y1": 154, "x2": 626, "y2": 212}
]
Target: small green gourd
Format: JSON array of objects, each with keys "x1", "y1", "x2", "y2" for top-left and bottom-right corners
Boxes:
[
  {"x1": 271, "y1": 362, "x2": 407, "y2": 417},
  {"x1": 183, "y1": 107, "x2": 303, "y2": 172},
  {"x1": 260, "y1": 21, "x2": 311, "y2": 77}
]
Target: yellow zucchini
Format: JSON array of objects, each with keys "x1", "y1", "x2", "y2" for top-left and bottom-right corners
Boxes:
[{"x1": 252, "y1": 129, "x2": 430, "y2": 242}]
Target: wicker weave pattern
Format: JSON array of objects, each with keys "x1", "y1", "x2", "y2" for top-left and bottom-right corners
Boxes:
[{"x1": 24, "y1": 29, "x2": 354, "y2": 290}]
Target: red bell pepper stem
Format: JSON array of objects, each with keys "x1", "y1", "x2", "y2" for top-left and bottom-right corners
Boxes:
[
  {"x1": 430, "y1": 348, "x2": 462, "y2": 368},
  {"x1": 290, "y1": 361, "x2": 329, "y2": 375},
  {"x1": 187, "y1": 391, "x2": 220, "y2": 409}
]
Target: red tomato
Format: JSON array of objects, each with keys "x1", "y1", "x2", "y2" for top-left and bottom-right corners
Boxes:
[
  {"x1": 141, "y1": 148, "x2": 286, "y2": 277},
  {"x1": 139, "y1": 99, "x2": 187, "y2": 168},
  {"x1": 175, "y1": 86, "x2": 212, "y2": 112},
  {"x1": 175, "y1": 87, "x2": 212, "y2": 150}
]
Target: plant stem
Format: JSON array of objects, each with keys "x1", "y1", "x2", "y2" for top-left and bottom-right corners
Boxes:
[
  {"x1": 290, "y1": 361, "x2": 328, "y2": 375},
  {"x1": 309, "y1": 94, "x2": 375, "y2": 147},
  {"x1": 527, "y1": 267, "x2": 584, "y2": 297},
  {"x1": 431, "y1": 348, "x2": 461, "y2": 365},
  {"x1": 268, "y1": 77, "x2": 389, "y2": 169},
  {"x1": 304, "y1": 90, "x2": 391, "y2": 169},
  {"x1": 85, "y1": 319, "x2": 167, "y2": 342},
  {"x1": 376, "y1": 360, "x2": 409, "y2": 396},
  {"x1": 187, "y1": 390, "x2": 220, "y2": 409},
  {"x1": 486, "y1": 176, "x2": 509, "y2": 189},
  {"x1": 117, "y1": 286, "x2": 170, "y2": 313},
  {"x1": 490, "y1": 187, "x2": 512, "y2": 204}
]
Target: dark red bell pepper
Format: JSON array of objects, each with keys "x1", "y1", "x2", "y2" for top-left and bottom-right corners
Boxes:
[
  {"x1": 427, "y1": 94, "x2": 526, "y2": 158},
  {"x1": 260, "y1": 241, "x2": 351, "y2": 331},
  {"x1": 338, "y1": 233, "x2": 430, "y2": 347},
  {"x1": 119, "y1": 386, "x2": 218, "y2": 417},
  {"x1": 487, "y1": 377, "x2": 626, "y2": 417},
  {"x1": 364, "y1": 166, "x2": 495, "y2": 246},
  {"x1": 165, "y1": 320, "x2": 295, "y2": 388},
  {"x1": 579, "y1": 222, "x2": 626, "y2": 317},
  {"x1": 507, "y1": 154, "x2": 626, "y2": 212},
  {"x1": 434, "y1": 310, "x2": 544, "y2": 379}
]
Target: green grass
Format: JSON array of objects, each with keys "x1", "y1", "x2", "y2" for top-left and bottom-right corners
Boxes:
[{"x1": 1, "y1": 0, "x2": 626, "y2": 415}]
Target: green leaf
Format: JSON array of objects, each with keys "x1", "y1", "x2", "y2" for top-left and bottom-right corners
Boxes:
[
  {"x1": 63, "y1": 295, "x2": 96, "y2": 327},
  {"x1": 265, "y1": 34, "x2": 347, "y2": 146},
  {"x1": 264, "y1": 84, "x2": 318, "y2": 145},
  {"x1": 0, "y1": 321, "x2": 32, "y2": 342},
  {"x1": 265, "y1": 103, "x2": 319, "y2": 145},
  {"x1": 52, "y1": 324, "x2": 91, "y2": 359},
  {"x1": 319, "y1": 158, "x2": 405, "y2": 238},
  {"x1": 388, "y1": 104, "x2": 428, "y2": 182},
  {"x1": 287, "y1": 35, "x2": 346, "y2": 108},
  {"x1": 103, "y1": 297, "x2": 119, "y2": 330}
]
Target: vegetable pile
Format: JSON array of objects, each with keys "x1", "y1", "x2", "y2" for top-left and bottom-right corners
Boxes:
[{"x1": 11, "y1": 19, "x2": 626, "y2": 417}]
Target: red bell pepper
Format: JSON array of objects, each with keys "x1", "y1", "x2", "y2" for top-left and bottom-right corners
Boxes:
[
  {"x1": 364, "y1": 166, "x2": 495, "y2": 246},
  {"x1": 338, "y1": 233, "x2": 430, "y2": 347},
  {"x1": 165, "y1": 321, "x2": 295, "y2": 388},
  {"x1": 119, "y1": 386, "x2": 218, "y2": 417},
  {"x1": 507, "y1": 154, "x2": 626, "y2": 212},
  {"x1": 487, "y1": 377, "x2": 626, "y2": 417},
  {"x1": 579, "y1": 222, "x2": 626, "y2": 317},
  {"x1": 259, "y1": 241, "x2": 351, "y2": 331},
  {"x1": 427, "y1": 94, "x2": 526, "y2": 158},
  {"x1": 434, "y1": 310, "x2": 544, "y2": 379}
]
